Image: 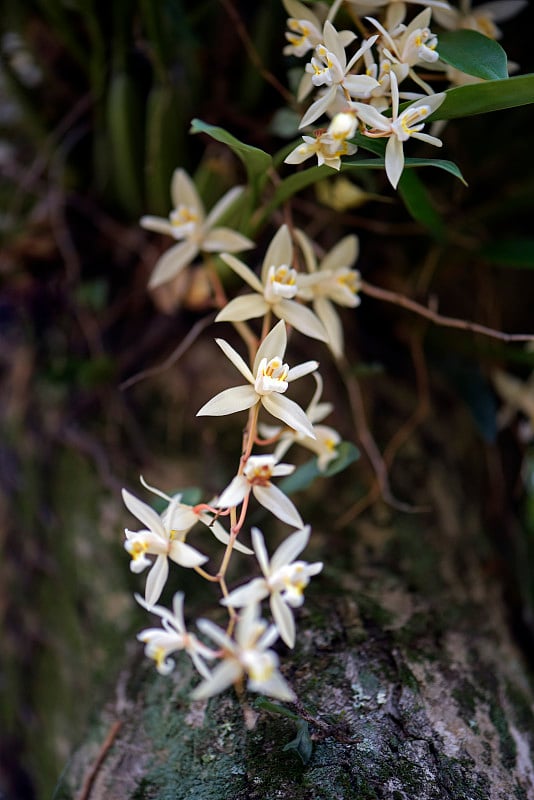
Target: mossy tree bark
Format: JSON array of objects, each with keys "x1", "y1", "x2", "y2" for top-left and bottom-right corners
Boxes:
[{"x1": 58, "y1": 401, "x2": 534, "y2": 800}]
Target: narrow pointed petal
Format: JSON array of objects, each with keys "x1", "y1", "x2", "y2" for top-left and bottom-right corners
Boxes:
[
  {"x1": 299, "y1": 86, "x2": 336, "y2": 129},
  {"x1": 169, "y1": 541, "x2": 208, "y2": 568},
  {"x1": 140, "y1": 215, "x2": 175, "y2": 237},
  {"x1": 122, "y1": 489, "x2": 165, "y2": 538},
  {"x1": 323, "y1": 21, "x2": 346, "y2": 69},
  {"x1": 271, "y1": 526, "x2": 310, "y2": 572},
  {"x1": 216, "y1": 294, "x2": 268, "y2": 323},
  {"x1": 220, "y1": 253, "x2": 264, "y2": 293},
  {"x1": 385, "y1": 136, "x2": 404, "y2": 189},
  {"x1": 196, "y1": 619, "x2": 234, "y2": 651},
  {"x1": 261, "y1": 225, "x2": 293, "y2": 284},
  {"x1": 262, "y1": 393, "x2": 315, "y2": 439},
  {"x1": 275, "y1": 299, "x2": 328, "y2": 341},
  {"x1": 171, "y1": 168, "x2": 204, "y2": 218},
  {"x1": 221, "y1": 578, "x2": 269, "y2": 607},
  {"x1": 192, "y1": 659, "x2": 243, "y2": 700},
  {"x1": 294, "y1": 229, "x2": 317, "y2": 273},
  {"x1": 204, "y1": 185, "x2": 245, "y2": 229},
  {"x1": 271, "y1": 592, "x2": 296, "y2": 648},
  {"x1": 314, "y1": 296, "x2": 344, "y2": 358},
  {"x1": 215, "y1": 338, "x2": 255, "y2": 383},
  {"x1": 197, "y1": 385, "x2": 258, "y2": 417},
  {"x1": 148, "y1": 239, "x2": 199, "y2": 289},
  {"x1": 249, "y1": 670, "x2": 296, "y2": 701},
  {"x1": 344, "y1": 74, "x2": 380, "y2": 98},
  {"x1": 207, "y1": 519, "x2": 253, "y2": 555},
  {"x1": 286, "y1": 359, "x2": 319, "y2": 382},
  {"x1": 320, "y1": 235, "x2": 358, "y2": 273},
  {"x1": 215, "y1": 475, "x2": 249, "y2": 509},
  {"x1": 203, "y1": 227, "x2": 254, "y2": 253},
  {"x1": 145, "y1": 555, "x2": 169, "y2": 605},
  {"x1": 251, "y1": 527, "x2": 270, "y2": 577},
  {"x1": 253, "y1": 320, "x2": 287, "y2": 374},
  {"x1": 253, "y1": 484, "x2": 304, "y2": 528}
]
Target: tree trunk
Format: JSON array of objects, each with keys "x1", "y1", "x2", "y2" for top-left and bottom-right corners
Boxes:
[{"x1": 57, "y1": 400, "x2": 534, "y2": 800}]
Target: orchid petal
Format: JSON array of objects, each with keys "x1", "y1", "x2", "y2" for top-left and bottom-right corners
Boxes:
[
  {"x1": 261, "y1": 225, "x2": 293, "y2": 285},
  {"x1": 220, "y1": 253, "x2": 264, "y2": 293},
  {"x1": 148, "y1": 239, "x2": 199, "y2": 289},
  {"x1": 253, "y1": 320, "x2": 287, "y2": 374},
  {"x1": 140, "y1": 215, "x2": 175, "y2": 237},
  {"x1": 274, "y1": 299, "x2": 328, "y2": 342},
  {"x1": 253, "y1": 484, "x2": 304, "y2": 528},
  {"x1": 251, "y1": 527, "x2": 270, "y2": 577},
  {"x1": 221, "y1": 578, "x2": 269, "y2": 607},
  {"x1": 216, "y1": 338, "x2": 255, "y2": 383},
  {"x1": 216, "y1": 294, "x2": 269, "y2": 323},
  {"x1": 171, "y1": 168, "x2": 204, "y2": 218},
  {"x1": 204, "y1": 185, "x2": 244, "y2": 229},
  {"x1": 122, "y1": 489, "x2": 165, "y2": 539},
  {"x1": 271, "y1": 592, "x2": 296, "y2": 648},
  {"x1": 145, "y1": 555, "x2": 169, "y2": 605},
  {"x1": 197, "y1": 385, "x2": 258, "y2": 417},
  {"x1": 262, "y1": 393, "x2": 315, "y2": 439},
  {"x1": 299, "y1": 86, "x2": 337, "y2": 129},
  {"x1": 203, "y1": 227, "x2": 254, "y2": 253},
  {"x1": 169, "y1": 540, "x2": 208, "y2": 568},
  {"x1": 192, "y1": 659, "x2": 243, "y2": 700},
  {"x1": 271, "y1": 526, "x2": 311, "y2": 572}
]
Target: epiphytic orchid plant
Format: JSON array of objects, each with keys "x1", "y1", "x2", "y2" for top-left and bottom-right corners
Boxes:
[{"x1": 122, "y1": 0, "x2": 532, "y2": 713}]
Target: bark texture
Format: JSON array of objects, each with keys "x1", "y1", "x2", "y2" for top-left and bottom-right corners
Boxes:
[{"x1": 57, "y1": 404, "x2": 534, "y2": 800}]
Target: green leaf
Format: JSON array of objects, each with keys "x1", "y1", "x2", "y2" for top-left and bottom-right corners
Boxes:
[
  {"x1": 438, "y1": 30, "x2": 508, "y2": 81},
  {"x1": 344, "y1": 156, "x2": 466, "y2": 183},
  {"x1": 259, "y1": 156, "x2": 464, "y2": 229},
  {"x1": 279, "y1": 441, "x2": 360, "y2": 496},
  {"x1": 430, "y1": 74, "x2": 534, "y2": 121},
  {"x1": 190, "y1": 118, "x2": 272, "y2": 186},
  {"x1": 480, "y1": 238, "x2": 534, "y2": 269},
  {"x1": 283, "y1": 720, "x2": 313, "y2": 765},
  {"x1": 398, "y1": 170, "x2": 445, "y2": 240}
]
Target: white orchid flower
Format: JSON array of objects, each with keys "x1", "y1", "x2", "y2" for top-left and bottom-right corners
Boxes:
[
  {"x1": 216, "y1": 226, "x2": 327, "y2": 341},
  {"x1": 295, "y1": 229, "x2": 361, "y2": 358},
  {"x1": 215, "y1": 454, "x2": 303, "y2": 529},
  {"x1": 283, "y1": 0, "x2": 356, "y2": 58},
  {"x1": 140, "y1": 168, "x2": 254, "y2": 289},
  {"x1": 197, "y1": 319, "x2": 318, "y2": 439},
  {"x1": 136, "y1": 592, "x2": 216, "y2": 677},
  {"x1": 367, "y1": 7, "x2": 440, "y2": 69},
  {"x1": 351, "y1": 71, "x2": 445, "y2": 189},
  {"x1": 299, "y1": 22, "x2": 379, "y2": 128},
  {"x1": 285, "y1": 112, "x2": 358, "y2": 171},
  {"x1": 122, "y1": 488, "x2": 209, "y2": 605},
  {"x1": 260, "y1": 373, "x2": 342, "y2": 472},
  {"x1": 192, "y1": 603, "x2": 295, "y2": 702},
  {"x1": 221, "y1": 527, "x2": 323, "y2": 648}
]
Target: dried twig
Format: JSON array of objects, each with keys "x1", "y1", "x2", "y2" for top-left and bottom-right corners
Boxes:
[
  {"x1": 361, "y1": 280, "x2": 534, "y2": 343},
  {"x1": 77, "y1": 720, "x2": 122, "y2": 800},
  {"x1": 120, "y1": 313, "x2": 216, "y2": 389}
]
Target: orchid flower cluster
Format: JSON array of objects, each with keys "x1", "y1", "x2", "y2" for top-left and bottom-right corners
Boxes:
[
  {"x1": 283, "y1": 0, "x2": 525, "y2": 186},
  {"x1": 121, "y1": 0, "x2": 527, "y2": 707}
]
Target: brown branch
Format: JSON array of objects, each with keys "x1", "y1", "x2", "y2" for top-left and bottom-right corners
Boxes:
[
  {"x1": 360, "y1": 280, "x2": 534, "y2": 343},
  {"x1": 77, "y1": 720, "x2": 122, "y2": 800},
  {"x1": 120, "y1": 313, "x2": 216, "y2": 390}
]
